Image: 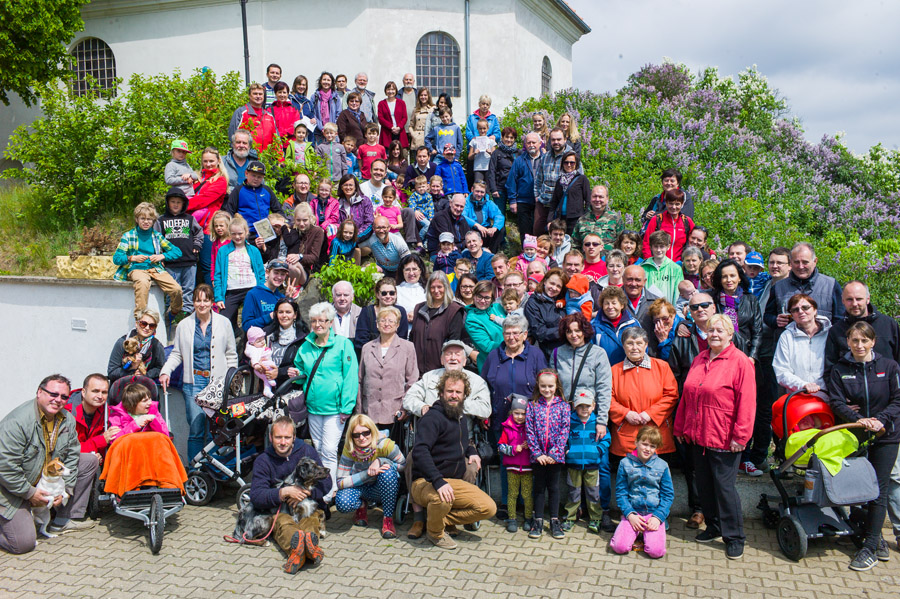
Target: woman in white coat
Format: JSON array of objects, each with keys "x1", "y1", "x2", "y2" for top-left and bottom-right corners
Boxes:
[{"x1": 773, "y1": 294, "x2": 831, "y2": 394}]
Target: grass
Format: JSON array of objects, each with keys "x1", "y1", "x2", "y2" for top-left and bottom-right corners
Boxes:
[{"x1": 0, "y1": 180, "x2": 130, "y2": 276}]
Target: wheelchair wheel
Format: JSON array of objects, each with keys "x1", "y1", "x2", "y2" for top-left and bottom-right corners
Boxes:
[
  {"x1": 236, "y1": 483, "x2": 252, "y2": 510},
  {"x1": 777, "y1": 514, "x2": 807, "y2": 561},
  {"x1": 149, "y1": 494, "x2": 165, "y2": 555},
  {"x1": 185, "y1": 470, "x2": 217, "y2": 506},
  {"x1": 395, "y1": 495, "x2": 408, "y2": 525}
]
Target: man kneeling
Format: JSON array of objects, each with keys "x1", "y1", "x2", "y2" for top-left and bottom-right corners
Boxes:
[
  {"x1": 249, "y1": 416, "x2": 331, "y2": 573},
  {"x1": 410, "y1": 370, "x2": 496, "y2": 549}
]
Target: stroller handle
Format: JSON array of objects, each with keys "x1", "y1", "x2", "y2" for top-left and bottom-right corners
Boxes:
[{"x1": 781, "y1": 422, "x2": 885, "y2": 471}]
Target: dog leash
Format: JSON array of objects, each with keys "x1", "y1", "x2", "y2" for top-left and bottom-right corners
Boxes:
[{"x1": 224, "y1": 505, "x2": 281, "y2": 545}]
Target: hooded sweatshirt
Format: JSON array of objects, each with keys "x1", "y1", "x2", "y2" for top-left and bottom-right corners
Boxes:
[{"x1": 154, "y1": 195, "x2": 203, "y2": 267}]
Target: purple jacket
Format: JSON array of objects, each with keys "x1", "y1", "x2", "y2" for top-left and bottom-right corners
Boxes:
[
  {"x1": 340, "y1": 194, "x2": 375, "y2": 239},
  {"x1": 498, "y1": 415, "x2": 532, "y2": 471},
  {"x1": 526, "y1": 396, "x2": 570, "y2": 463}
]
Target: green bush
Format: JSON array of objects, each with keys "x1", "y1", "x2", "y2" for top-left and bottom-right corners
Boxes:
[{"x1": 313, "y1": 256, "x2": 378, "y2": 306}]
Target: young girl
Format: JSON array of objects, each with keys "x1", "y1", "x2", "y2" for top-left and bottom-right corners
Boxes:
[
  {"x1": 498, "y1": 395, "x2": 534, "y2": 533},
  {"x1": 386, "y1": 140, "x2": 407, "y2": 178},
  {"x1": 532, "y1": 110, "x2": 549, "y2": 146},
  {"x1": 515, "y1": 235, "x2": 548, "y2": 275},
  {"x1": 310, "y1": 180, "x2": 342, "y2": 241},
  {"x1": 331, "y1": 219, "x2": 361, "y2": 265},
  {"x1": 244, "y1": 326, "x2": 277, "y2": 397},
  {"x1": 610, "y1": 426, "x2": 674, "y2": 559},
  {"x1": 599, "y1": 249, "x2": 627, "y2": 288},
  {"x1": 375, "y1": 186, "x2": 403, "y2": 234},
  {"x1": 615, "y1": 231, "x2": 644, "y2": 266},
  {"x1": 335, "y1": 414, "x2": 406, "y2": 539},
  {"x1": 108, "y1": 382, "x2": 170, "y2": 442},
  {"x1": 213, "y1": 214, "x2": 266, "y2": 328},
  {"x1": 526, "y1": 369, "x2": 571, "y2": 540},
  {"x1": 285, "y1": 120, "x2": 316, "y2": 166},
  {"x1": 208, "y1": 210, "x2": 233, "y2": 286}
]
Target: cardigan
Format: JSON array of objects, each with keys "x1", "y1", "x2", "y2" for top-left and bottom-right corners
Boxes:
[
  {"x1": 358, "y1": 335, "x2": 420, "y2": 424},
  {"x1": 160, "y1": 312, "x2": 238, "y2": 384}
]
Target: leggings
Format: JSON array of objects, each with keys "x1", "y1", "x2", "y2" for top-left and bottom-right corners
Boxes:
[
  {"x1": 334, "y1": 468, "x2": 400, "y2": 518},
  {"x1": 221, "y1": 287, "x2": 251, "y2": 330},
  {"x1": 532, "y1": 462, "x2": 565, "y2": 520},
  {"x1": 507, "y1": 470, "x2": 534, "y2": 521}
]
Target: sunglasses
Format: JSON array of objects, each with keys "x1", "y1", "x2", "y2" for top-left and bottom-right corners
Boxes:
[
  {"x1": 790, "y1": 304, "x2": 813, "y2": 313},
  {"x1": 351, "y1": 430, "x2": 372, "y2": 439},
  {"x1": 138, "y1": 320, "x2": 158, "y2": 330},
  {"x1": 689, "y1": 302, "x2": 713, "y2": 311},
  {"x1": 563, "y1": 160, "x2": 577, "y2": 165},
  {"x1": 40, "y1": 387, "x2": 70, "y2": 401},
  {"x1": 583, "y1": 242, "x2": 601, "y2": 247},
  {"x1": 380, "y1": 290, "x2": 396, "y2": 296}
]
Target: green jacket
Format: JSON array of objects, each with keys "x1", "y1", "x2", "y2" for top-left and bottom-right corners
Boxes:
[
  {"x1": 465, "y1": 303, "x2": 505, "y2": 371},
  {"x1": 0, "y1": 399, "x2": 81, "y2": 520},
  {"x1": 294, "y1": 331, "x2": 359, "y2": 416},
  {"x1": 642, "y1": 257, "x2": 684, "y2": 304}
]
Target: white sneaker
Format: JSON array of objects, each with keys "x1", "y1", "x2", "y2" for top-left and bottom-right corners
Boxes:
[{"x1": 739, "y1": 461, "x2": 763, "y2": 477}]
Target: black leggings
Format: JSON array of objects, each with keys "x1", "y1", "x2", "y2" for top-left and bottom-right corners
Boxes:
[
  {"x1": 863, "y1": 442, "x2": 899, "y2": 551},
  {"x1": 221, "y1": 287, "x2": 251, "y2": 330},
  {"x1": 532, "y1": 462, "x2": 565, "y2": 520}
]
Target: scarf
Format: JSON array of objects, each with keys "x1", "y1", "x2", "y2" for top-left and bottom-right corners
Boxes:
[
  {"x1": 349, "y1": 107, "x2": 363, "y2": 123},
  {"x1": 278, "y1": 325, "x2": 297, "y2": 346},
  {"x1": 719, "y1": 288, "x2": 742, "y2": 332},
  {"x1": 318, "y1": 89, "x2": 333, "y2": 123},
  {"x1": 349, "y1": 443, "x2": 377, "y2": 462},
  {"x1": 558, "y1": 170, "x2": 577, "y2": 192},
  {"x1": 498, "y1": 142, "x2": 516, "y2": 154}
]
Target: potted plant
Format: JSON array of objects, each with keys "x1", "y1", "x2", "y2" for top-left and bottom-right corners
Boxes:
[{"x1": 56, "y1": 225, "x2": 119, "y2": 279}]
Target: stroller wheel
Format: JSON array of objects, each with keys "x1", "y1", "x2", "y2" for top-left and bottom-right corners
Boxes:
[
  {"x1": 148, "y1": 494, "x2": 165, "y2": 555},
  {"x1": 185, "y1": 471, "x2": 217, "y2": 506},
  {"x1": 777, "y1": 515, "x2": 808, "y2": 561},
  {"x1": 236, "y1": 483, "x2": 252, "y2": 510}
]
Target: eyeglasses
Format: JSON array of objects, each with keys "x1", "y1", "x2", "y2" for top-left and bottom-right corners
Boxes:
[
  {"x1": 583, "y1": 242, "x2": 600, "y2": 247},
  {"x1": 137, "y1": 320, "x2": 158, "y2": 330},
  {"x1": 40, "y1": 387, "x2": 70, "y2": 401},
  {"x1": 689, "y1": 302, "x2": 713, "y2": 311},
  {"x1": 379, "y1": 290, "x2": 396, "y2": 296},
  {"x1": 790, "y1": 304, "x2": 814, "y2": 313},
  {"x1": 351, "y1": 430, "x2": 372, "y2": 439},
  {"x1": 475, "y1": 295, "x2": 493, "y2": 301}
]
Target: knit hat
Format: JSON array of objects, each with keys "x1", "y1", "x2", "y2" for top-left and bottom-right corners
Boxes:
[
  {"x1": 508, "y1": 394, "x2": 529, "y2": 413},
  {"x1": 566, "y1": 272, "x2": 590, "y2": 296},
  {"x1": 439, "y1": 232, "x2": 455, "y2": 244},
  {"x1": 170, "y1": 139, "x2": 192, "y2": 153},
  {"x1": 523, "y1": 234, "x2": 537, "y2": 249},
  {"x1": 573, "y1": 389, "x2": 595, "y2": 408},
  {"x1": 246, "y1": 326, "x2": 266, "y2": 344},
  {"x1": 528, "y1": 272, "x2": 544, "y2": 285}
]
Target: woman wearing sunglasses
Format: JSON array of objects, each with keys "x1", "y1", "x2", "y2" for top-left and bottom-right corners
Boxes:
[
  {"x1": 773, "y1": 294, "x2": 830, "y2": 396},
  {"x1": 547, "y1": 151, "x2": 589, "y2": 235},
  {"x1": 106, "y1": 309, "x2": 167, "y2": 382},
  {"x1": 354, "y1": 277, "x2": 410, "y2": 352}
]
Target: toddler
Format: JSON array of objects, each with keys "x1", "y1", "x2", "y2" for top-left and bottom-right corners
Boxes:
[
  {"x1": 744, "y1": 250, "x2": 771, "y2": 298},
  {"x1": 490, "y1": 288, "x2": 524, "y2": 326},
  {"x1": 358, "y1": 123, "x2": 387, "y2": 180},
  {"x1": 526, "y1": 369, "x2": 570, "y2": 540},
  {"x1": 563, "y1": 390, "x2": 611, "y2": 534},
  {"x1": 515, "y1": 235, "x2": 541, "y2": 275},
  {"x1": 527, "y1": 272, "x2": 543, "y2": 293},
  {"x1": 164, "y1": 139, "x2": 198, "y2": 198},
  {"x1": 331, "y1": 219, "x2": 361, "y2": 265},
  {"x1": 498, "y1": 395, "x2": 534, "y2": 533},
  {"x1": 408, "y1": 175, "x2": 435, "y2": 239},
  {"x1": 375, "y1": 186, "x2": 403, "y2": 233},
  {"x1": 610, "y1": 426, "x2": 674, "y2": 559},
  {"x1": 565, "y1": 273, "x2": 593, "y2": 320},
  {"x1": 244, "y1": 326, "x2": 277, "y2": 398},
  {"x1": 675, "y1": 279, "x2": 697, "y2": 317},
  {"x1": 434, "y1": 232, "x2": 461, "y2": 274}
]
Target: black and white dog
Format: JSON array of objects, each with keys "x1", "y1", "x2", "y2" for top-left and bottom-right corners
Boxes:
[{"x1": 233, "y1": 457, "x2": 330, "y2": 543}]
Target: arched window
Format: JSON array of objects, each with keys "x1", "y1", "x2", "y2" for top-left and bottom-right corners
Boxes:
[
  {"x1": 416, "y1": 32, "x2": 460, "y2": 98},
  {"x1": 541, "y1": 57, "x2": 553, "y2": 96},
  {"x1": 70, "y1": 38, "x2": 117, "y2": 98}
]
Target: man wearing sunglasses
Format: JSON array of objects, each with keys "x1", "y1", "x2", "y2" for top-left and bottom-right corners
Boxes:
[{"x1": 0, "y1": 375, "x2": 99, "y2": 553}]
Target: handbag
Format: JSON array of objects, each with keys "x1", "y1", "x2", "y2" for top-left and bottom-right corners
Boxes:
[
  {"x1": 476, "y1": 436, "x2": 497, "y2": 465},
  {"x1": 287, "y1": 346, "x2": 329, "y2": 425}
]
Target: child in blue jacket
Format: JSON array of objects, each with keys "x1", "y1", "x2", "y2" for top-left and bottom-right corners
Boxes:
[{"x1": 563, "y1": 390, "x2": 612, "y2": 534}]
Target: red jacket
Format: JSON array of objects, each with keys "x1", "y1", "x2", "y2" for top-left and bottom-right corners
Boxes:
[
  {"x1": 267, "y1": 101, "x2": 301, "y2": 142},
  {"x1": 673, "y1": 343, "x2": 756, "y2": 449},
  {"x1": 189, "y1": 170, "x2": 227, "y2": 232},
  {"x1": 377, "y1": 98, "x2": 409, "y2": 148},
  {"x1": 643, "y1": 211, "x2": 694, "y2": 261},
  {"x1": 238, "y1": 104, "x2": 277, "y2": 150},
  {"x1": 66, "y1": 402, "x2": 109, "y2": 455}
]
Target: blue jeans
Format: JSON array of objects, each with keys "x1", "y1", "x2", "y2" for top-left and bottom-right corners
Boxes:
[
  {"x1": 334, "y1": 468, "x2": 400, "y2": 518},
  {"x1": 181, "y1": 374, "x2": 210, "y2": 463},
  {"x1": 165, "y1": 264, "x2": 198, "y2": 313}
]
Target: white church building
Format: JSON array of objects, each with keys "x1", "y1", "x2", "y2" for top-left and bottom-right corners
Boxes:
[{"x1": 1, "y1": 0, "x2": 589, "y2": 161}]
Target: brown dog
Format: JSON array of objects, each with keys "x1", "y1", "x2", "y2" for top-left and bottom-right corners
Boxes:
[
  {"x1": 33, "y1": 458, "x2": 71, "y2": 537},
  {"x1": 122, "y1": 337, "x2": 148, "y2": 375}
]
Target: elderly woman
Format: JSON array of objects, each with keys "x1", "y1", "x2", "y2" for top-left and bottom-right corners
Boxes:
[
  {"x1": 523, "y1": 267, "x2": 568, "y2": 359},
  {"x1": 649, "y1": 298, "x2": 686, "y2": 361},
  {"x1": 674, "y1": 313, "x2": 756, "y2": 560},
  {"x1": 827, "y1": 321, "x2": 900, "y2": 571},
  {"x1": 159, "y1": 284, "x2": 238, "y2": 461},
  {"x1": 377, "y1": 81, "x2": 409, "y2": 150},
  {"x1": 262, "y1": 298, "x2": 309, "y2": 387},
  {"x1": 336, "y1": 91, "x2": 368, "y2": 148},
  {"x1": 465, "y1": 95, "x2": 501, "y2": 142},
  {"x1": 359, "y1": 306, "x2": 419, "y2": 429},
  {"x1": 407, "y1": 87, "x2": 439, "y2": 149},
  {"x1": 773, "y1": 294, "x2": 831, "y2": 395},
  {"x1": 396, "y1": 254, "x2": 427, "y2": 322},
  {"x1": 710, "y1": 258, "x2": 762, "y2": 364},
  {"x1": 107, "y1": 309, "x2": 166, "y2": 382},
  {"x1": 355, "y1": 278, "x2": 410, "y2": 351},
  {"x1": 410, "y1": 271, "x2": 465, "y2": 374},
  {"x1": 294, "y1": 302, "x2": 359, "y2": 500},
  {"x1": 464, "y1": 280, "x2": 505, "y2": 370},
  {"x1": 454, "y1": 273, "x2": 478, "y2": 306},
  {"x1": 548, "y1": 151, "x2": 590, "y2": 234},
  {"x1": 591, "y1": 286, "x2": 642, "y2": 366}
]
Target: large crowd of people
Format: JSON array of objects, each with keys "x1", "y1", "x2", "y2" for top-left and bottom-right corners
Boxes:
[{"x1": 2, "y1": 65, "x2": 900, "y2": 577}]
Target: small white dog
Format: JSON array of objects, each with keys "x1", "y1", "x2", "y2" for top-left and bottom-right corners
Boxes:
[{"x1": 32, "y1": 458, "x2": 71, "y2": 538}]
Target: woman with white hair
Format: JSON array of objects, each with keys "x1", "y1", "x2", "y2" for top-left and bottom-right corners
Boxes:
[{"x1": 293, "y1": 301, "x2": 359, "y2": 500}]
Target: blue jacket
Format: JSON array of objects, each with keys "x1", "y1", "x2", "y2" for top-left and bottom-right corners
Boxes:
[
  {"x1": 591, "y1": 312, "x2": 642, "y2": 366},
  {"x1": 461, "y1": 249, "x2": 494, "y2": 281},
  {"x1": 222, "y1": 183, "x2": 283, "y2": 235},
  {"x1": 425, "y1": 123, "x2": 463, "y2": 155},
  {"x1": 505, "y1": 150, "x2": 539, "y2": 206},
  {"x1": 464, "y1": 111, "x2": 501, "y2": 142},
  {"x1": 435, "y1": 160, "x2": 468, "y2": 195},
  {"x1": 241, "y1": 284, "x2": 284, "y2": 332},
  {"x1": 289, "y1": 93, "x2": 315, "y2": 142},
  {"x1": 566, "y1": 411, "x2": 611, "y2": 469},
  {"x1": 747, "y1": 271, "x2": 771, "y2": 299},
  {"x1": 462, "y1": 194, "x2": 505, "y2": 231},
  {"x1": 480, "y1": 342, "x2": 547, "y2": 434},
  {"x1": 249, "y1": 440, "x2": 332, "y2": 511},
  {"x1": 615, "y1": 452, "x2": 674, "y2": 522},
  {"x1": 213, "y1": 243, "x2": 266, "y2": 303}
]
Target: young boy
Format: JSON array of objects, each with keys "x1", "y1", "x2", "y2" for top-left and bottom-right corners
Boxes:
[
  {"x1": 744, "y1": 250, "x2": 771, "y2": 298},
  {"x1": 315, "y1": 123, "x2": 349, "y2": 182},
  {"x1": 434, "y1": 144, "x2": 467, "y2": 195},
  {"x1": 342, "y1": 135, "x2": 361, "y2": 179},
  {"x1": 154, "y1": 188, "x2": 203, "y2": 315},
  {"x1": 430, "y1": 175, "x2": 447, "y2": 213},
  {"x1": 641, "y1": 230, "x2": 685, "y2": 304},
  {"x1": 407, "y1": 175, "x2": 434, "y2": 237},
  {"x1": 467, "y1": 119, "x2": 497, "y2": 184},
  {"x1": 449, "y1": 257, "x2": 472, "y2": 292},
  {"x1": 563, "y1": 390, "x2": 612, "y2": 534},
  {"x1": 164, "y1": 139, "x2": 198, "y2": 198},
  {"x1": 433, "y1": 231, "x2": 461, "y2": 275},
  {"x1": 358, "y1": 123, "x2": 387, "y2": 180},
  {"x1": 642, "y1": 188, "x2": 694, "y2": 262},
  {"x1": 113, "y1": 202, "x2": 183, "y2": 321},
  {"x1": 424, "y1": 107, "x2": 463, "y2": 162}
]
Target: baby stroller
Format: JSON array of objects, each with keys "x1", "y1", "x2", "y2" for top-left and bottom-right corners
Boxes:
[
  {"x1": 184, "y1": 365, "x2": 293, "y2": 507},
  {"x1": 92, "y1": 375, "x2": 187, "y2": 555},
  {"x1": 758, "y1": 390, "x2": 881, "y2": 561}
]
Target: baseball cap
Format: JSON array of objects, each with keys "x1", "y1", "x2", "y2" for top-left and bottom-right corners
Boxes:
[
  {"x1": 439, "y1": 232, "x2": 455, "y2": 244},
  {"x1": 441, "y1": 339, "x2": 472, "y2": 354},
  {"x1": 745, "y1": 251, "x2": 764, "y2": 267},
  {"x1": 443, "y1": 143, "x2": 456, "y2": 152},
  {"x1": 246, "y1": 160, "x2": 266, "y2": 175},
  {"x1": 573, "y1": 389, "x2": 595, "y2": 407},
  {"x1": 170, "y1": 139, "x2": 192, "y2": 153}
]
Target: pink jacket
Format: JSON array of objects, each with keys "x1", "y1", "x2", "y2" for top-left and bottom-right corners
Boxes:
[
  {"x1": 498, "y1": 415, "x2": 532, "y2": 471},
  {"x1": 309, "y1": 195, "x2": 342, "y2": 238},
  {"x1": 108, "y1": 401, "x2": 170, "y2": 442},
  {"x1": 673, "y1": 343, "x2": 756, "y2": 450}
]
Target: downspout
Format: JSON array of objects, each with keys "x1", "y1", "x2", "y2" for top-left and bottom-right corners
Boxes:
[
  {"x1": 241, "y1": 0, "x2": 251, "y2": 86},
  {"x1": 464, "y1": 0, "x2": 471, "y2": 115}
]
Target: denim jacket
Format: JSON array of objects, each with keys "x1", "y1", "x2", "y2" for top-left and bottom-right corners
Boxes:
[{"x1": 615, "y1": 452, "x2": 674, "y2": 521}]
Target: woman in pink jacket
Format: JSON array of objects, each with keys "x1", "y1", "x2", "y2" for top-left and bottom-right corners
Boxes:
[
  {"x1": 674, "y1": 313, "x2": 755, "y2": 560},
  {"x1": 377, "y1": 81, "x2": 409, "y2": 151},
  {"x1": 108, "y1": 383, "x2": 170, "y2": 442}
]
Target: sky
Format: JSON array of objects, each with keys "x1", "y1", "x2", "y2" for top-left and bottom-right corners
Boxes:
[{"x1": 564, "y1": 0, "x2": 900, "y2": 154}]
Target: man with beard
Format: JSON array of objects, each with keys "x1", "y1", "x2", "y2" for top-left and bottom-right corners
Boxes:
[
  {"x1": 223, "y1": 130, "x2": 257, "y2": 193},
  {"x1": 410, "y1": 370, "x2": 496, "y2": 549}
]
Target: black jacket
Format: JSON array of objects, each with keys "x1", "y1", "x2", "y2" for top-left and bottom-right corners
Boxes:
[
  {"x1": 824, "y1": 304, "x2": 900, "y2": 382},
  {"x1": 107, "y1": 331, "x2": 166, "y2": 382},
  {"x1": 425, "y1": 207, "x2": 470, "y2": 256},
  {"x1": 827, "y1": 352, "x2": 900, "y2": 444},
  {"x1": 711, "y1": 290, "x2": 763, "y2": 361},
  {"x1": 353, "y1": 304, "x2": 409, "y2": 353},
  {"x1": 486, "y1": 144, "x2": 517, "y2": 196},
  {"x1": 548, "y1": 173, "x2": 591, "y2": 222},
  {"x1": 263, "y1": 321, "x2": 311, "y2": 386},
  {"x1": 667, "y1": 324, "x2": 749, "y2": 396},
  {"x1": 523, "y1": 292, "x2": 565, "y2": 359},
  {"x1": 411, "y1": 400, "x2": 476, "y2": 491}
]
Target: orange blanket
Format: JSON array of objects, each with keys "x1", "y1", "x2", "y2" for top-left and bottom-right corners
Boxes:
[{"x1": 100, "y1": 432, "x2": 187, "y2": 496}]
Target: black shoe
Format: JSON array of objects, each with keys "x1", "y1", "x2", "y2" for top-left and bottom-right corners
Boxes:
[
  {"x1": 876, "y1": 538, "x2": 891, "y2": 562},
  {"x1": 849, "y1": 547, "x2": 877, "y2": 571},
  {"x1": 496, "y1": 504, "x2": 508, "y2": 521},
  {"x1": 725, "y1": 540, "x2": 744, "y2": 559},
  {"x1": 528, "y1": 518, "x2": 543, "y2": 539},
  {"x1": 600, "y1": 511, "x2": 616, "y2": 533},
  {"x1": 696, "y1": 529, "x2": 722, "y2": 543},
  {"x1": 550, "y1": 518, "x2": 565, "y2": 539}
]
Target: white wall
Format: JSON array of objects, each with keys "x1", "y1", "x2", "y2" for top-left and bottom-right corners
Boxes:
[{"x1": 0, "y1": 277, "x2": 167, "y2": 419}]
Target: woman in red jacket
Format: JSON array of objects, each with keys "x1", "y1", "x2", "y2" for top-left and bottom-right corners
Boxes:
[
  {"x1": 377, "y1": 81, "x2": 408, "y2": 152},
  {"x1": 268, "y1": 81, "x2": 301, "y2": 150},
  {"x1": 190, "y1": 147, "x2": 230, "y2": 285},
  {"x1": 674, "y1": 313, "x2": 756, "y2": 560}
]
